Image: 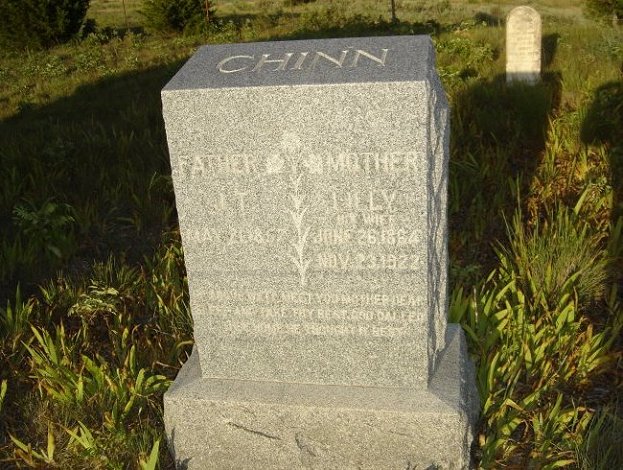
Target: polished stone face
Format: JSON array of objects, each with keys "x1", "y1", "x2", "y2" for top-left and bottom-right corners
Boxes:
[
  {"x1": 163, "y1": 36, "x2": 433, "y2": 90},
  {"x1": 506, "y1": 6, "x2": 542, "y2": 83},
  {"x1": 162, "y1": 36, "x2": 449, "y2": 389}
]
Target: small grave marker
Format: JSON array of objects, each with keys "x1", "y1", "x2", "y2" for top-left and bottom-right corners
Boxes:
[{"x1": 506, "y1": 6, "x2": 542, "y2": 83}]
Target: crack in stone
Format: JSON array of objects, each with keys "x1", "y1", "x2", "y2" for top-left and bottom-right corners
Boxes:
[
  {"x1": 227, "y1": 422, "x2": 281, "y2": 440},
  {"x1": 295, "y1": 432, "x2": 318, "y2": 457}
]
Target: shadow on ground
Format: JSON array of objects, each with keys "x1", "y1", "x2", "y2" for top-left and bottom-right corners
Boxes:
[
  {"x1": 448, "y1": 71, "x2": 562, "y2": 283},
  {"x1": 581, "y1": 78, "x2": 623, "y2": 280},
  {"x1": 0, "y1": 59, "x2": 185, "y2": 301}
]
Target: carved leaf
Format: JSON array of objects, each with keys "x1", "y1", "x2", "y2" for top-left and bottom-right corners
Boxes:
[
  {"x1": 300, "y1": 226, "x2": 311, "y2": 249},
  {"x1": 288, "y1": 254, "x2": 301, "y2": 268},
  {"x1": 294, "y1": 174, "x2": 303, "y2": 188},
  {"x1": 290, "y1": 210, "x2": 306, "y2": 230},
  {"x1": 290, "y1": 241, "x2": 304, "y2": 258},
  {"x1": 292, "y1": 207, "x2": 308, "y2": 228},
  {"x1": 287, "y1": 208, "x2": 296, "y2": 220},
  {"x1": 301, "y1": 258, "x2": 312, "y2": 274},
  {"x1": 289, "y1": 194, "x2": 302, "y2": 210}
]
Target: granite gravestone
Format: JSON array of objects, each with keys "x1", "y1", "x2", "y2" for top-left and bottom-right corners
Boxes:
[
  {"x1": 506, "y1": 6, "x2": 542, "y2": 83},
  {"x1": 162, "y1": 35, "x2": 478, "y2": 469}
]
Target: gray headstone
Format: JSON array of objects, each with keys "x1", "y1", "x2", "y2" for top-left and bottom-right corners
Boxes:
[
  {"x1": 162, "y1": 35, "x2": 478, "y2": 469},
  {"x1": 506, "y1": 6, "x2": 542, "y2": 83}
]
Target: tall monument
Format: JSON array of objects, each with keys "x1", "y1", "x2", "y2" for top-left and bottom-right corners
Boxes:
[{"x1": 161, "y1": 35, "x2": 479, "y2": 469}]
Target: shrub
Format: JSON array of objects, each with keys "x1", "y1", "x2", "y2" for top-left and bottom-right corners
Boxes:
[
  {"x1": 13, "y1": 198, "x2": 76, "y2": 265},
  {"x1": 585, "y1": 0, "x2": 623, "y2": 22},
  {"x1": 142, "y1": 0, "x2": 213, "y2": 33},
  {"x1": 0, "y1": 0, "x2": 91, "y2": 50},
  {"x1": 503, "y1": 206, "x2": 608, "y2": 309}
]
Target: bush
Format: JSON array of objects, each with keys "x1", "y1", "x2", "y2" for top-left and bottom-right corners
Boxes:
[
  {"x1": 142, "y1": 0, "x2": 213, "y2": 33},
  {"x1": 0, "y1": 0, "x2": 91, "y2": 50},
  {"x1": 585, "y1": 0, "x2": 623, "y2": 22}
]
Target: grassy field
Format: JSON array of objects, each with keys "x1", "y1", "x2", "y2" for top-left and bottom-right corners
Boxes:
[{"x1": 0, "y1": 0, "x2": 622, "y2": 468}]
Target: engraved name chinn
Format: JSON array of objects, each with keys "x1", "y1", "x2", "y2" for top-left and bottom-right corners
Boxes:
[{"x1": 217, "y1": 48, "x2": 389, "y2": 73}]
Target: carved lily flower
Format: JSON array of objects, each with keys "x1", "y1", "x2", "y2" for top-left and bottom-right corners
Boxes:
[{"x1": 280, "y1": 131, "x2": 302, "y2": 155}]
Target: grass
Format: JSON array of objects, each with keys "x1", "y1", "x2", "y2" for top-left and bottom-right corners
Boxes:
[
  {"x1": 89, "y1": 0, "x2": 145, "y2": 28},
  {"x1": 1, "y1": 0, "x2": 622, "y2": 468}
]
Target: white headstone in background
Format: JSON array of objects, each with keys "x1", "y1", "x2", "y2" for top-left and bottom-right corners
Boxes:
[{"x1": 506, "y1": 6, "x2": 542, "y2": 84}]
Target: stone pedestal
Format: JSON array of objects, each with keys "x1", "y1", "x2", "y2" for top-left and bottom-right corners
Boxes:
[
  {"x1": 162, "y1": 35, "x2": 478, "y2": 469},
  {"x1": 165, "y1": 325, "x2": 477, "y2": 469}
]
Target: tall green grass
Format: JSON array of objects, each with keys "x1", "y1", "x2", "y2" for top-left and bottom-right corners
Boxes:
[
  {"x1": 0, "y1": 236, "x2": 191, "y2": 467},
  {"x1": 0, "y1": 0, "x2": 622, "y2": 467}
]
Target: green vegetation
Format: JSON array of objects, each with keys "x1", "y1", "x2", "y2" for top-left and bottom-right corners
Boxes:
[
  {"x1": 142, "y1": 0, "x2": 214, "y2": 33},
  {"x1": 0, "y1": 0, "x2": 91, "y2": 49},
  {"x1": 0, "y1": 0, "x2": 621, "y2": 468},
  {"x1": 585, "y1": 0, "x2": 623, "y2": 22}
]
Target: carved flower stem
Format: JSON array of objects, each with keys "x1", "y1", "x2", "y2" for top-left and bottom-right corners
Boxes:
[{"x1": 287, "y1": 160, "x2": 311, "y2": 287}]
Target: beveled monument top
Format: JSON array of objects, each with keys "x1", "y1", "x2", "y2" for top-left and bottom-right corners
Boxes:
[{"x1": 162, "y1": 35, "x2": 433, "y2": 91}]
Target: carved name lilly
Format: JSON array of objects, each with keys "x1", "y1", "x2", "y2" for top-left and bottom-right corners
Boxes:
[{"x1": 217, "y1": 48, "x2": 390, "y2": 73}]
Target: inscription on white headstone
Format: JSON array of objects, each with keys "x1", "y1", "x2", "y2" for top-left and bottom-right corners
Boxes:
[{"x1": 506, "y1": 6, "x2": 542, "y2": 84}]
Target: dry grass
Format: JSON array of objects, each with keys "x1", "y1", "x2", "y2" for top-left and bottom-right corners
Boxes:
[
  {"x1": 1, "y1": 0, "x2": 622, "y2": 468},
  {"x1": 88, "y1": 0, "x2": 145, "y2": 27}
]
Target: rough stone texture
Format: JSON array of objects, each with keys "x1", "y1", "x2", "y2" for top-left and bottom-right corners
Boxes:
[
  {"x1": 163, "y1": 36, "x2": 447, "y2": 388},
  {"x1": 165, "y1": 325, "x2": 478, "y2": 470},
  {"x1": 506, "y1": 6, "x2": 542, "y2": 83},
  {"x1": 162, "y1": 35, "x2": 478, "y2": 468}
]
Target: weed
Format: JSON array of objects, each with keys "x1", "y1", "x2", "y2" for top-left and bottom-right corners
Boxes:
[
  {"x1": 13, "y1": 198, "x2": 76, "y2": 263},
  {"x1": 0, "y1": 286, "x2": 38, "y2": 374},
  {"x1": 10, "y1": 425, "x2": 57, "y2": 466},
  {"x1": 502, "y1": 204, "x2": 608, "y2": 310},
  {"x1": 0, "y1": 380, "x2": 7, "y2": 414},
  {"x1": 576, "y1": 403, "x2": 623, "y2": 469},
  {"x1": 139, "y1": 439, "x2": 160, "y2": 470},
  {"x1": 0, "y1": 1, "x2": 621, "y2": 468}
]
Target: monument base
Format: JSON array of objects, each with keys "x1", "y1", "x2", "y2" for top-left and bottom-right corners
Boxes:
[{"x1": 164, "y1": 324, "x2": 479, "y2": 470}]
